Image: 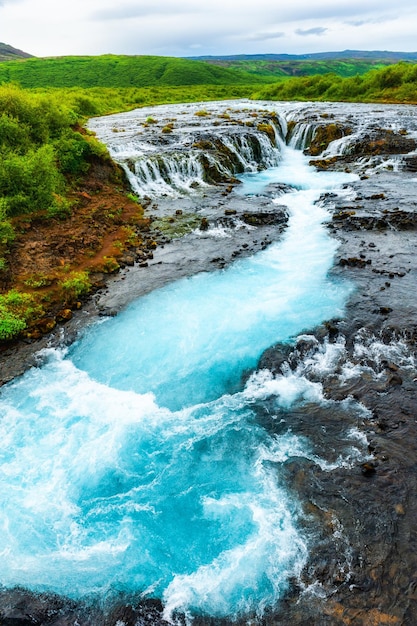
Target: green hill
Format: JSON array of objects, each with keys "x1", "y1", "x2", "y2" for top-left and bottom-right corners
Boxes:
[
  {"x1": 190, "y1": 51, "x2": 417, "y2": 79},
  {"x1": 191, "y1": 50, "x2": 417, "y2": 62},
  {"x1": 201, "y1": 58, "x2": 391, "y2": 79},
  {"x1": 0, "y1": 54, "x2": 272, "y2": 88},
  {"x1": 0, "y1": 42, "x2": 33, "y2": 62}
]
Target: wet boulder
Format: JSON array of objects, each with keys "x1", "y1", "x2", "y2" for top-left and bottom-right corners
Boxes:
[
  {"x1": 241, "y1": 208, "x2": 288, "y2": 227},
  {"x1": 347, "y1": 130, "x2": 417, "y2": 156},
  {"x1": 305, "y1": 123, "x2": 352, "y2": 156}
]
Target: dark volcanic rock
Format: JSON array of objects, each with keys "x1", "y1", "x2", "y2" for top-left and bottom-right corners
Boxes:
[
  {"x1": 403, "y1": 154, "x2": 417, "y2": 172},
  {"x1": 241, "y1": 208, "x2": 288, "y2": 226},
  {"x1": 347, "y1": 129, "x2": 417, "y2": 156},
  {"x1": 331, "y1": 210, "x2": 417, "y2": 231}
]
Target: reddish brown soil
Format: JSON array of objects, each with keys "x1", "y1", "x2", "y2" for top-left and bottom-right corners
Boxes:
[{"x1": 1, "y1": 157, "x2": 153, "y2": 339}]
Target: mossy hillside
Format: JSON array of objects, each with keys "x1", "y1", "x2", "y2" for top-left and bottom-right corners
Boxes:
[
  {"x1": 0, "y1": 54, "x2": 273, "y2": 89},
  {"x1": 203, "y1": 58, "x2": 391, "y2": 80}
]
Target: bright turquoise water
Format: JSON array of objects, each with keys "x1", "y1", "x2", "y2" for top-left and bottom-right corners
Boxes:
[{"x1": 0, "y1": 146, "x2": 357, "y2": 621}]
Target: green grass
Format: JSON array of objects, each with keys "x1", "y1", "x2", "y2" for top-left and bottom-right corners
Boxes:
[
  {"x1": 28, "y1": 84, "x2": 260, "y2": 118},
  {"x1": 205, "y1": 58, "x2": 392, "y2": 79},
  {"x1": 0, "y1": 54, "x2": 273, "y2": 89}
]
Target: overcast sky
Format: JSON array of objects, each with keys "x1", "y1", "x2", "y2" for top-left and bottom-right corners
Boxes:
[{"x1": 1, "y1": 0, "x2": 417, "y2": 58}]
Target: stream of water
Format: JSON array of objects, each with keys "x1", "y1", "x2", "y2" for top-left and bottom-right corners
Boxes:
[{"x1": 0, "y1": 129, "x2": 362, "y2": 621}]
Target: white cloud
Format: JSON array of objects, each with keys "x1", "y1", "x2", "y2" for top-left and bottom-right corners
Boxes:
[
  {"x1": 295, "y1": 27, "x2": 328, "y2": 37},
  {"x1": 90, "y1": 2, "x2": 195, "y2": 21}
]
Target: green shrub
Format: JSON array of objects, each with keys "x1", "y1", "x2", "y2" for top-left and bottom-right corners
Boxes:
[
  {"x1": 0, "y1": 199, "x2": 15, "y2": 245},
  {"x1": 47, "y1": 194, "x2": 72, "y2": 218},
  {"x1": 0, "y1": 310, "x2": 26, "y2": 340},
  {"x1": 61, "y1": 271, "x2": 91, "y2": 301},
  {"x1": 0, "y1": 113, "x2": 31, "y2": 152},
  {"x1": 0, "y1": 290, "x2": 43, "y2": 340},
  {"x1": 54, "y1": 131, "x2": 92, "y2": 175},
  {"x1": 0, "y1": 144, "x2": 64, "y2": 216}
]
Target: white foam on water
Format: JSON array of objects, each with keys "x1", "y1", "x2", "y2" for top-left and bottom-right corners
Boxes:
[
  {"x1": 162, "y1": 447, "x2": 308, "y2": 622},
  {"x1": 0, "y1": 355, "x2": 312, "y2": 613}
]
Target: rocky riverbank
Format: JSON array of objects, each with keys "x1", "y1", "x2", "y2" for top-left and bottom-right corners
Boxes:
[{"x1": 256, "y1": 166, "x2": 417, "y2": 625}]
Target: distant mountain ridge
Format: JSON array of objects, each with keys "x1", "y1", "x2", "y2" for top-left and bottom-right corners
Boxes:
[
  {"x1": 189, "y1": 50, "x2": 417, "y2": 62},
  {"x1": 0, "y1": 42, "x2": 33, "y2": 62}
]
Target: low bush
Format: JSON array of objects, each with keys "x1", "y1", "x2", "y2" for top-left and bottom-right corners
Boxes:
[{"x1": 0, "y1": 290, "x2": 43, "y2": 340}]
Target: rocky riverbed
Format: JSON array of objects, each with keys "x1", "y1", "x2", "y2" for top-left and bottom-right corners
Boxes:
[{"x1": 1, "y1": 101, "x2": 417, "y2": 625}]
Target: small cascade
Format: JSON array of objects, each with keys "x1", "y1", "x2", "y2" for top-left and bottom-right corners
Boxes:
[
  {"x1": 320, "y1": 134, "x2": 358, "y2": 158},
  {"x1": 121, "y1": 131, "x2": 282, "y2": 197},
  {"x1": 219, "y1": 131, "x2": 282, "y2": 172},
  {"x1": 89, "y1": 106, "x2": 284, "y2": 198},
  {"x1": 286, "y1": 122, "x2": 318, "y2": 150},
  {"x1": 123, "y1": 152, "x2": 207, "y2": 196}
]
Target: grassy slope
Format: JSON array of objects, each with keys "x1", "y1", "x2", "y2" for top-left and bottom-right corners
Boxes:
[
  {"x1": 0, "y1": 54, "x2": 274, "y2": 88},
  {"x1": 205, "y1": 58, "x2": 390, "y2": 79}
]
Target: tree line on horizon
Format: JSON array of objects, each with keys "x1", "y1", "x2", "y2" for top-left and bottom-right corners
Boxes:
[{"x1": 254, "y1": 61, "x2": 417, "y2": 103}]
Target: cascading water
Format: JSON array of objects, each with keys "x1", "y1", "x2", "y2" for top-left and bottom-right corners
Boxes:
[
  {"x1": 0, "y1": 101, "x2": 384, "y2": 622},
  {"x1": 287, "y1": 121, "x2": 318, "y2": 150},
  {"x1": 88, "y1": 102, "x2": 283, "y2": 197},
  {"x1": 125, "y1": 152, "x2": 207, "y2": 197}
]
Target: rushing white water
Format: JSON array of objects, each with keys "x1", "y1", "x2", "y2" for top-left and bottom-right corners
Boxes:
[
  {"x1": 88, "y1": 103, "x2": 283, "y2": 197},
  {"x1": 0, "y1": 122, "x2": 363, "y2": 620}
]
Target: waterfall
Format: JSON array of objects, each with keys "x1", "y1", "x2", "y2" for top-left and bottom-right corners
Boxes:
[
  {"x1": 286, "y1": 122, "x2": 318, "y2": 150},
  {"x1": 123, "y1": 152, "x2": 207, "y2": 196},
  {"x1": 0, "y1": 133, "x2": 361, "y2": 623},
  {"x1": 6, "y1": 99, "x2": 415, "y2": 622},
  {"x1": 119, "y1": 131, "x2": 283, "y2": 197},
  {"x1": 88, "y1": 105, "x2": 285, "y2": 198}
]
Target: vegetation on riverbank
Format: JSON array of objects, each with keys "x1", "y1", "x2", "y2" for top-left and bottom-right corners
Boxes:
[
  {"x1": 254, "y1": 62, "x2": 417, "y2": 103},
  {"x1": 32, "y1": 84, "x2": 259, "y2": 117},
  {"x1": 0, "y1": 83, "x2": 152, "y2": 341}
]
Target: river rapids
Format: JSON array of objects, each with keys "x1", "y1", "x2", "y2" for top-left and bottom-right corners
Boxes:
[{"x1": 1, "y1": 100, "x2": 417, "y2": 625}]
